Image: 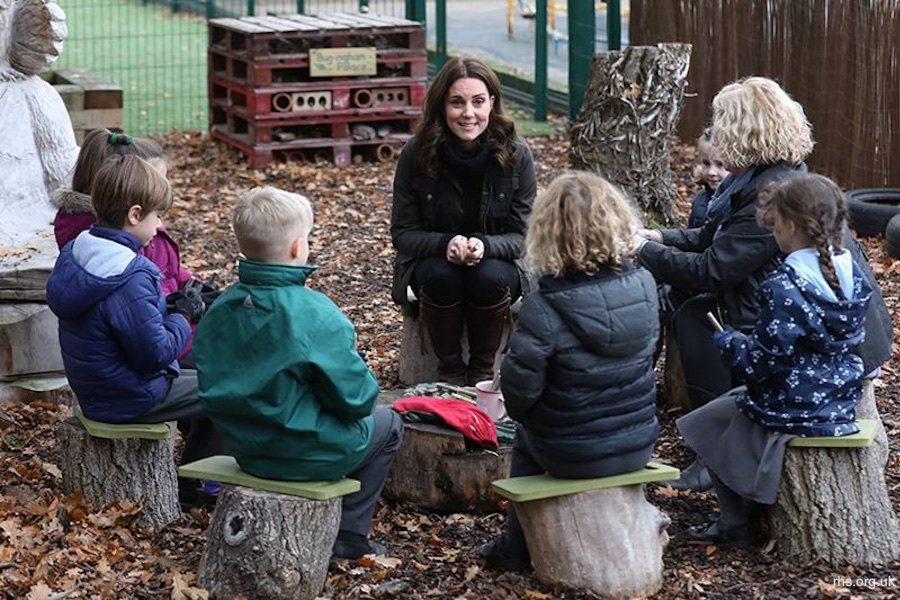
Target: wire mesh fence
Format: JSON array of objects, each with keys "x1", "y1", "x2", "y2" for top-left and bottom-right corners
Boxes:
[{"x1": 53, "y1": 0, "x2": 407, "y2": 136}]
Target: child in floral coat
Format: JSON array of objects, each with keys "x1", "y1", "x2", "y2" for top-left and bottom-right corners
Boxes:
[{"x1": 678, "y1": 173, "x2": 872, "y2": 547}]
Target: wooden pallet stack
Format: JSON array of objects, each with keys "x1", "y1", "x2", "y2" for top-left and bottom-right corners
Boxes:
[{"x1": 208, "y1": 13, "x2": 426, "y2": 167}]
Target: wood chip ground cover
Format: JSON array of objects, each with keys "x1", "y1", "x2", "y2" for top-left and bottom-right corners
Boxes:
[{"x1": 1, "y1": 131, "x2": 898, "y2": 598}]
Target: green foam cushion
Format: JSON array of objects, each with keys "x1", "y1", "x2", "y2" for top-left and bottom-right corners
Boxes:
[
  {"x1": 788, "y1": 419, "x2": 876, "y2": 448},
  {"x1": 178, "y1": 455, "x2": 361, "y2": 500},
  {"x1": 492, "y1": 461, "x2": 680, "y2": 502},
  {"x1": 75, "y1": 405, "x2": 171, "y2": 440}
]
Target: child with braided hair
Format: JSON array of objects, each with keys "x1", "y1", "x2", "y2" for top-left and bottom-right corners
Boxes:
[{"x1": 676, "y1": 173, "x2": 873, "y2": 547}]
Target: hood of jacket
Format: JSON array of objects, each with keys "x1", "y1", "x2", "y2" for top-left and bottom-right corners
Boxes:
[
  {"x1": 52, "y1": 188, "x2": 94, "y2": 213},
  {"x1": 538, "y1": 262, "x2": 657, "y2": 358},
  {"x1": 783, "y1": 261, "x2": 872, "y2": 354},
  {"x1": 47, "y1": 227, "x2": 156, "y2": 320}
]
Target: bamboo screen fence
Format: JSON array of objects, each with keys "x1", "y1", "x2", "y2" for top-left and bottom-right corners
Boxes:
[{"x1": 630, "y1": 0, "x2": 900, "y2": 189}]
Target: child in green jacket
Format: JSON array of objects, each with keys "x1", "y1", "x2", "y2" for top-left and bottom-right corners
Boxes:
[{"x1": 194, "y1": 186, "x2": 403, "y2": 559}]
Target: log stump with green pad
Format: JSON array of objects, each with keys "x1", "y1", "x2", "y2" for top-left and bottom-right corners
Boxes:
[
  {"x1": 492, "y1": 462, "x2": 678, "y2": 598},
  {"x1": 768, "y1": 382, "x2": 900, "y2": 565},
  {"x1": 179, "y1": 455, "x2": 359, "y2": 600},
  {"x1": 57, "y1": 408, "x2": 178, "y2": 528}
]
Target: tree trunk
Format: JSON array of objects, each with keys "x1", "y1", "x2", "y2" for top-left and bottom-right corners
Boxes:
[
  {"x1": 516, "y1": 485, "x2": 671, "y2": 598},
  {"x1": 0, "y1": 303, "x2": 63, "y2": 377},
  {"x1": 199, "y1": 486, "x2": 341, "y2": 600},
  {"x1": 383, "y1": 422, "x2": 511, "y2": 513},
  {"x1": 570, "y1": 43, "x2": 692, "y2": 224},
  {"x1": 767, "y1": 381, "x2": 900, "y2": 564},
  {"x1": 0, "y1": 374, "x2": 74, "y2": 405},
  {"x1": 56, "y1": 417, "x2": 179, "y2": 528}
]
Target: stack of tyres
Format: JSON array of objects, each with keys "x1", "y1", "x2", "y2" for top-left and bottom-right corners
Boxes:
[{"x1": 208, "y1": 13, "x2": 426, "y2": 167}]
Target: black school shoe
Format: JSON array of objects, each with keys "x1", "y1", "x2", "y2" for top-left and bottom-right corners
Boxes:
[
  {"x1": 686, "y1": 519, "x2": 763, "y2": 548},
  {"x1": 332, "y1": 530, "x2": 387, "y2": 559},
  {"x1": 479, "y1": 536, "x2": 532, "y2": 572}
]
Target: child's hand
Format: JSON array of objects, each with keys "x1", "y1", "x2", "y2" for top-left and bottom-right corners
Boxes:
[
  {"x1": 713, "y1": 328, "x2": 733, "y2": 349},
  {"x1": 169, "y1": 282, "x2": 206, "y2": 324}
]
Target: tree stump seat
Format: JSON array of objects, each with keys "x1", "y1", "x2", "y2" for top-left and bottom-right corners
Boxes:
[
  {"x1": 492, "y1": 462, "x2": 678, "y2": 599},
  {"x1": 384, "y1": 420, "x2": 513, "y2": 513},
  {"x1": 178, "y1": 455, "x2": 360, "y2": 600},
  {"x1": 768, "y1": 382, "x2": 900, "y2": 566},
  {"x1": 57, "y1": 406, "x2": 179, "y2": 528}
]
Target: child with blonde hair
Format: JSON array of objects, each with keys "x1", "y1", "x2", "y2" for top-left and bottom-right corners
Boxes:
[
  {"x1": 480, "y1": 171, "x2": 659, "y2": 571},
  {"x1": 678, "y1": 173, "x2": 872, "y2": 547},
  {"x1": 46, "y1": 154, "x2": 224, "y2": 510},
  {"x1": 194, "y1": 186, "x2": 403, "y2": 560}
]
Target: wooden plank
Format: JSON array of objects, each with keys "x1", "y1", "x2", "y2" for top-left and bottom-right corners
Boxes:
[
  {"x1": 788, "y1": 419, "x2": 877, "y2": 448},
  {"x1": 264, "y1": 15, "x2": 321, "y2": 32},
  {"x1": 285, "y1": 14, "x2": 351, "y2": 30},
  {"x1": 492, "y1": 462, "x2": 681, "y2": 502},
  {"x1": 68, "y1": 108, "x2": 122, "y2": 132},
  {"x1": 244, "y1": 16, "x2": 305, "y2": 33},
  {"x1": 53, "y1": 84, "x2": 84, "y2": 111},
  {"x1": 53, "y1": 68, "x2": 122, "y2": 109},
  {"x1": 210, "y1": 17, "x2": 272, "y2": 33},
  {"x1": 178, "y1": 455, "x2": 360, "y2": 500}
]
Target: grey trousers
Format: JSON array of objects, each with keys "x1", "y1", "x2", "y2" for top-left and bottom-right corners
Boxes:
[
  {"x1": 341, "y1": 406, "x2": 404, "y2": 537},
  {"x1": 131, "y1": 369, "x2": 229, "y2": 465}
]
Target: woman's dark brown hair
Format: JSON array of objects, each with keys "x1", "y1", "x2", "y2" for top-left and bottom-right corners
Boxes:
[
  {"x1": 757, "y1": 173, "x2": 848, "y2": 297},
  {"x1": 413, "y1": 57, "x2": 517, "y2": 178},
  {"x1": 71, "y1": 128, "x2": 165, "y2": 196}
]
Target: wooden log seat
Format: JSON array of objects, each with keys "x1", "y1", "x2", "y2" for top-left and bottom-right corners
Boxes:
[
  {"x1": 384, "y1": 421, "x2": 512, "y2": 513},
  {"x1": 178, "y1": 455, "x2": 360, "y2": 600},
  {"x1": 768, "y1": 380, "x2": 900, "y2": 565},
  {"x1": 57, "y1": 406, "x2": 179, "y2": 527},
  {"x1": 492, "y1": 462, "x2": 679, "y2": 598}
]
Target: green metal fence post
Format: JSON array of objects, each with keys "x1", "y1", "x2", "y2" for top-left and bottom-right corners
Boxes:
[
  {"x1": 359, "y1": 0, "x2": 369, "y2": 12},
  {"x1": 206, "y1": 0, "x2": 215, "y2": 19},
  {"x1": 435, "y1": 0, "x2": 447, "y2": 68},
  {"x1": 534, "y1": 0, "x2": 547, "y2": 121},
  {"x1": 297, "y1": 0, "x2": 305, "y2": 13},
  {"x1": 406, "y1": 0, "x2": 426, "y2": 23},
  {"x1": 606, "y1": 0, "x2": 621, "y2": 50},
  {"x1": 568, "y1": 0, "x2": 595, "y2": 121},
  {"x1": 248, "y1": 0, "x2": 255, "y2": 16}
]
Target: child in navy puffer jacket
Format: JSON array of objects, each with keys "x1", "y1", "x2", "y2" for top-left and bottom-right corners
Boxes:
[
  {"x1": 677, "y1": 173, "x2": 871, "y2": 548},
  {"x1": 46, "y1": 155, "x2": 226, "y2": 510}
]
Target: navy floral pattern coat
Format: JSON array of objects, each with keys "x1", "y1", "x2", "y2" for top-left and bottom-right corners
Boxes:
[{"x1": 715, "y1": 261, "x2": 872, "y2": 436}]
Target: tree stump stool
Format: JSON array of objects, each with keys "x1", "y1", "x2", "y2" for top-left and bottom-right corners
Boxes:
[
  {"x1": 0, "y1": 373, "x2": 74, "y2": 405},
  {"x1": 179, "y1": 455, "x2": 360, "y2": 600},
  {"x1": 767, "y1": 381, "x2": 900, "y2": 565},
  {"x1": 57, "y1": 407, "x2": 179, "y2": 527},
  {"x1": 384, "y1": 421, "x2": 512, "y2": 513},
  {"x1": 492, "y1": 463, "x2": 678, "y2": 599},
  {"x1": 661, "y1": 328, "x2": 691, "y2": 410}
]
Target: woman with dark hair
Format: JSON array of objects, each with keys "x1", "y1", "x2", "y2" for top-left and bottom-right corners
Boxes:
[{"x1": 391, "y1": 57, "x2": 537, "y2": 385}]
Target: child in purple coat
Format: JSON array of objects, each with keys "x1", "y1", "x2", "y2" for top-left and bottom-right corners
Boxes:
[{"x1": 53, "y1": 128, "x2": 207, "y2": 364}]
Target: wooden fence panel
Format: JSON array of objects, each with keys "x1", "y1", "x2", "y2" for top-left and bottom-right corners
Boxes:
[{"x1": 631, "y1": 0, "x2": 900, "y2": 189}]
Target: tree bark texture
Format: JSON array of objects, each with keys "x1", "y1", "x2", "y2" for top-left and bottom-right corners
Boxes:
[
  {"x1": 0, "y1": 374, "x2": 73, "y2": 405},
  {"x1": 56, "y1": 417, "x2": 179, "y2": 527},
  {"x1": 662, "y1": 328, "x2": 691, "y2": 411},
  {"x1": 199, "y1": 486, "x2": 341, "y2": 600},
  {"x1": 383, "y1": 422, "x2": 511, "y2": 513},
  {"x1": 516, "y1": 485, "x2": 671, "y2": 598},
  {"x1": 0, "y1": 302, "x2": 63, "y2": 377},
  {"x1": 570, "y1": 43, "x2": 692, "y2": 224},
  {"x1": 768, "y1": 381, "x2": 900, "y2": 565}
]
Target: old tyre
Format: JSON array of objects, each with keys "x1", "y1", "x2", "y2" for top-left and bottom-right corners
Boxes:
[
  {"x1": 846, "y1": 189, "x2": 900, "y2": 238},
  {"x1": 885, "y1": 213, "x2": 900, "y2": 259}
]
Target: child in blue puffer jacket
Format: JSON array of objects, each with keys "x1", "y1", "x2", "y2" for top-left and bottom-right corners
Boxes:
[
  {"x1": 677, "y1": 173, "x2": 872, "y2": 547},
  {"x1": 46, "y1": 155, "x2": 226, "y2": 510}
]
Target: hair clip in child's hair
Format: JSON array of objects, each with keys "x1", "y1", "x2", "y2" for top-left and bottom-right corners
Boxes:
[{"x1": 108, "y1": 132, "x2": 134, "y2": 145}]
